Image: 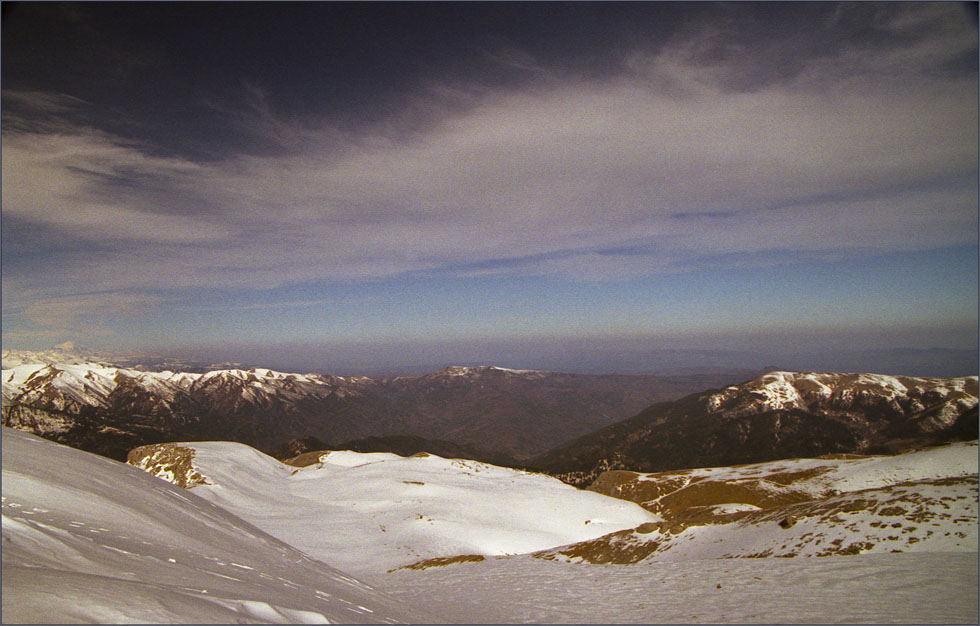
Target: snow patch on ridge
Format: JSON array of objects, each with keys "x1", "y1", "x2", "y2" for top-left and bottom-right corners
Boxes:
[
  {"x1": 432, "y1": 365, "x2": 545, "y2": 378},
  {"x1": 705, "y1": 370, "x2": 978, "y2": 416}
]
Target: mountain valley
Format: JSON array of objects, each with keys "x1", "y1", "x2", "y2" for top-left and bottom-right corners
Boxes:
[{"x1": 1, "y1": 348, "x2": 760, "y2": 462}]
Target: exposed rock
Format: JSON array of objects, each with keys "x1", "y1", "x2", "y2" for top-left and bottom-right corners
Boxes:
[{"x1": 127, "y1": 443, "x2": 211, "y2": 489}]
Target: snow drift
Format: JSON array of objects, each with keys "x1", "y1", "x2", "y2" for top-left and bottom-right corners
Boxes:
[{"x1": 1, "y1": 428, "x2": 433, "y2": 624}]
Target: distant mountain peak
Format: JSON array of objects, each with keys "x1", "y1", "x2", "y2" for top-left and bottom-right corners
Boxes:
[{"x1": 432, "y1": 365, "x2": 543, "y2": 378}]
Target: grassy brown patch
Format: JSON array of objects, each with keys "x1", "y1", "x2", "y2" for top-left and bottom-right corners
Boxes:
[
  {"x1": 392, "y1": 554, "x2": 484, "y2": 571},
  {"x1": 765, "y1": 466, "x2": 831, "y2": 486},
  {"x1": 655, "y1": 479, "x2": 812, "y2": 518},
  {"x1": 591, "y1": 466, "x2": 827, "y2": 526},
  {"x1": 589, "y1": 471, "x2": 691, "y2": 507},
  {"x1": 535, "y1": 529, "x2": 664, "y2": 565},
  {"x1": 283, "y1": 450, "x2": 331, "y2": 467},
  {"x1": 877, "y1": 506, "x2": 907, "y2": 516},
  {"x1": 818, "y1": 541, "x2": 874, "y2": 556}
]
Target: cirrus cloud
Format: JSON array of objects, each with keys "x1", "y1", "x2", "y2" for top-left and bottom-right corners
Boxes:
[{"x1": 2, "y1": 3, "x2": 976, "y2": 311}]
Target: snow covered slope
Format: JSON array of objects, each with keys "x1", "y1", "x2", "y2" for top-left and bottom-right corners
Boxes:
[
  {"x1": 380, "y1": 551, "x2": 979, "y2": 624},
  {"x1": 7, "y1": 426, "x2": 976, "y2": 624},
  {"x1": 535, "y1": 370, "x2": 979, "y2": 485},
  {"x1": 534, "y1": 441, "x2": 978, "y2": 564},
  {"x1": 377, "y1": 442, "x2": 979, "y2": 623},
  {"x1": 710, "y1": 370, "x2": 977, "y2": 430},
  {"x1": 1, "y1": 428, "x2": 433, "y2": 624},
  {"x1": 128, "y1": 442, "x2": 657, "y2": 576}
]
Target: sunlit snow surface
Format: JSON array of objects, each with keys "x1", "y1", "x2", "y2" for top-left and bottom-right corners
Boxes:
[
  {"x1": 1, "y1": 428, "x2": 432, "y2": 624},
  {"x1": 138, "y1": 442, "x2": 657, "y2": 576},
  {"x1": 6, "y1": 427, "x2": 979, "y2": 624},
  {"x1": 134, "y1": 437, "x2": 979, "y2": 624},
  {"x1": 378, "y1": 552, "x2": 978, "y2": 624}
]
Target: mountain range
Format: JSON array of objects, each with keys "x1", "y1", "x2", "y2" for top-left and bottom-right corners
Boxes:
[
  {"x1": 4, "y1": 366, "x2": 978, "y2": 623},
  {"x1": 1, "y1": 348, "x2": 760, "y2": 462},
  {"x1": 530, "y1": 370, "x2": 979, "y2": 485},
  {"x1": 3, "y1": 346, "x2": 978, "y2": 482}
]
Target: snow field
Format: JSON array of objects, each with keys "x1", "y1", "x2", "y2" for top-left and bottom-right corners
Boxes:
[
  {"x1": 2, "y1": 428, "x2": 434, "y2": 624},
  {"x1": 6, "y1": 424, "x2": 978, "y2": 623},
  {"x1": 178, "y1": 443, "x2": 658, "y2": 576},
  {"x1": 378, "y1": 551, "x2": 979, "y2": 624}
]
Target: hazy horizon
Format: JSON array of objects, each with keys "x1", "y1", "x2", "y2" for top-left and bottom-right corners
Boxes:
[
  {"x1": 6, "y1": 330, "x2": 977, "y2": 380},
  {"x1": 2, "y1": 3, "x2": 977, "y2": 377}
]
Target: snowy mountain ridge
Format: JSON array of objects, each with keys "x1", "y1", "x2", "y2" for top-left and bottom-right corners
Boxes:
[
  {"x1": 0, "y1": 362, "x2": 552, "y2": 411},
  {"x1": 533, "y1": 370, "x2": 979, "y2": 485},
  {"x1": 3, "y1": 356, "x2": 741, "y2": 461},
  {"x1": 425, "y1": 365, "x2": 548, "y2": 378},
  {"x1": 2, "y1": 362, "x2": 358, "y2": 419},
  {"x1": 709, "y1": 370, "x2": 977, "y2": 428}
]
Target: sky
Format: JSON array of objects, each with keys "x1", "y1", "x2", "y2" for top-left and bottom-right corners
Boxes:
[{"x1": 1, "y1": 2, "x2": 978, "y2": 376}]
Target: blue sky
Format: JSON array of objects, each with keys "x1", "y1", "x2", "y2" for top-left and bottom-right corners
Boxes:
[{"x1": 2, "y1": 2, "x2": 977, "y2": 375}]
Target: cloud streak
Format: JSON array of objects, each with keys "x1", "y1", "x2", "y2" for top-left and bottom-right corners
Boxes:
[{"x1": 2, "y1": 3, "x2": 976, "y2": 315}]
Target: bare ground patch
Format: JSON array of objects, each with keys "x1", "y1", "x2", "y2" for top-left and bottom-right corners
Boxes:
[
  {"x1": 533, "y1": 529, "x2": 664, "y2": 565},
  {"x1": 589, "y1": 466, "x2": 826, "y2": 520},
  {"x1": 283, "y1": 450, "x2": 332, "y2": 467},
  {"x1": 391, "y1": 554, "x2": 485, "y2": 571}
]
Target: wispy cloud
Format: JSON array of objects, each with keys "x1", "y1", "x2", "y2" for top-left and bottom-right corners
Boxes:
[
  {"x1": 2, "y1": 292, "x2": 165, "y2": 341},
  {"x1": 2, "y1": 3, "x2": 975, "y2": 314}
]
